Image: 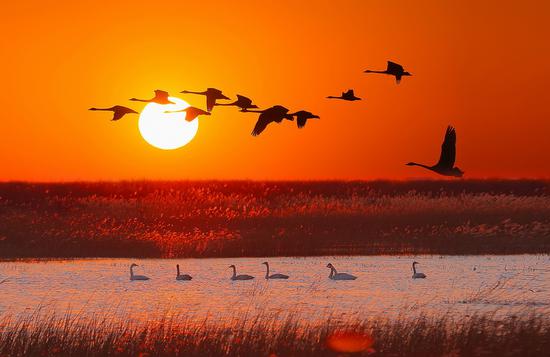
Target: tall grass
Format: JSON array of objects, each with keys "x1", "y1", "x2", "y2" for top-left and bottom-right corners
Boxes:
[
  {"x1": 0, "y1": 312, "x2": 548, "y2": 356},
  {"x1": 1, "y1": 180, "x2": 549, "y2": 258}
]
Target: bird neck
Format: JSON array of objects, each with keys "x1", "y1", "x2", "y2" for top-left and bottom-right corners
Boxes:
[
  {"x1": 182, "y1": 91, "x2": 203, "y2": 95},
  {"x1": 264, "y1": 264, "x2": 270, "y2": 279},
  {"x1": 409, "y1": 162, "x2": 433, "y2": 170},
  {"x1": 130, "y1": 266, "x2": 134, "y2": 278},
  {"x1": 412, "y1": 264, "x2": 417, "y2": 274},
  {"x1": 365, "y1": 70, "x2": 385, "y2": 74},
  {"x1": 231, "y1": 266, "x2": 237, "y2": 278},
  {"x1": 329, "y1": 266, "x2": 337, "y2": 278},
  {"x1": 177, "y1": 265, "x2": 180, "y2": 277},
  {"x1": 130, "y1": 98, "x2": 147, "y2": 102}
]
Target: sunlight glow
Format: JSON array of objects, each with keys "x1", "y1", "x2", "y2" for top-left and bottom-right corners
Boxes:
[{"x1": 138, "y1": 97, "x2": 198, "y2": 150}]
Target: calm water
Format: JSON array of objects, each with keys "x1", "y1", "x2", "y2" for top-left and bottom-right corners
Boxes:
[{"x1": 0, "y1": 256, "x2": 548, "y2": 326}]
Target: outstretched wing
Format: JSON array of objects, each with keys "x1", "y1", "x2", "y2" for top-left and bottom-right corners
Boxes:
[
  {"x1": 111, "y1": 106, "x2": 137, "y2": 121},
  {"x1": 387, "y1": 61, "x2": 404, "y2": 73},
  {"x1": 206, "y1": 96, "x2": 216, "y2": 112},
  {"x1": 185, "y1": 107, "x2": 209, "y2": 121},
  {"x1": 436, "y1": 126, "x2": 456, "y2": 169},
  {"x1": 236, "y1": 95, "x2": 252, "y2": 107},
  {"x1": 155, "y1": 90, "x2": 170, "y2": 100},
  {"x1": 297, "y1": 116, "x2": 307, "y2": 128},
  {"x1": 251, "y1": 113, "x2": 271, "y2": 136}
]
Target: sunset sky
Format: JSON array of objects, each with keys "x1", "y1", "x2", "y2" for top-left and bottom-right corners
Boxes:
[{"x1": 2, "y1": 0, "x2": 549, "y2": 181}]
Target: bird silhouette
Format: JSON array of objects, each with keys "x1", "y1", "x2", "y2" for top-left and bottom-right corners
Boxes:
[
  {"x1": 180, "y1": 88, "x2": 230, "y2": 112},
  {"x1": 243, "y1": 105, "x2": 294, "y2": 136},
  {"x1": 130, "y1": 90, "x2": 174, "y2": 104},
  {"x1": 406, "y1": 126, "x2": 464, "y2": 177},
  {"x1": 289, "y1": 111, "x2": 320, "y2": 128},
  {"x1": 327, "y1": 89, "x2": 361, "y2": 101},
  {"x1": 89, "y1": 106, "x2": 138, "y2": 121},
  {"x1": 165, "y1": 106, "x2": 211, "y2": 121},
  {"x1": 364, "y1": 61, "x2": 412, "y2": 84},
  {"x1": 214, "y1": 94, "x2": 259, "y2": 111}
]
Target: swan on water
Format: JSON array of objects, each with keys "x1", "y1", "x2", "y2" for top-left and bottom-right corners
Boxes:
[
  {"x1": 176, "y1": 264, "x2": 192, "y2": 281},
  {"x1": 412, "y1": 261, "x2": 427, "y2": 279},
  {"x1": 262, "y1": 262, "x2": 289, "y2": 279},
  {"x1": 229, "y1": 265, "x2": 254, "y2": 280},
  {"x1": 327, "y1": 263, "x2": 357, "y2": 280},
  {"x1": 129, "y1": 263, "x2": 150, "y2": 281}
]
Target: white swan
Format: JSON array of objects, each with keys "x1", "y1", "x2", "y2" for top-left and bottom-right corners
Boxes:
[
  {"x1": 412, "y1": 261, "x2": 427, "y2": 279},
  {"x1": 229, "y1": 265, "x2": 254, "y2": 280},
  {"x1": 129, "y1": 263, "x2": 150, "y2": 281},
  {"x1": 262, "y1": 262, "x2": 289, "y2": 279},
  {"x1": 327, "y1": 263, "x2": 357, "y2": 280},
  {"x1": 176, "y1": 264, "x2": 192, "y2": 281}
]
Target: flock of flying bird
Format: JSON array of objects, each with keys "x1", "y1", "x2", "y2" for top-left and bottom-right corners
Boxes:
[
  {"x1": 90, "y1": 61, "x2": 464, "y2": 177},
  {"x1": 129, "y1": 260, "x2": 427, "y2": 281}
]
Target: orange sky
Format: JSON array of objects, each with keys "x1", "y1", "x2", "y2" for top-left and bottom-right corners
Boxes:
[{"x1": 1, "y1": 0, "x2": 549, "y2": 181}]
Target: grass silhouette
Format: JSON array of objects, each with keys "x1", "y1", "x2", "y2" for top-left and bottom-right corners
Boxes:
[{"x1": 0, "y1": 180, "x2": 549, "y2": 258}]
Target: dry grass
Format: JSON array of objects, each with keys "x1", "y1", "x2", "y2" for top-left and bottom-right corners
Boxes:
[
  {"x1": 0, "y1": 312, "x2": 548, "y2": 356},
  {"x1": 0, "y1": 180, "x2": 549, "y2": 258}
]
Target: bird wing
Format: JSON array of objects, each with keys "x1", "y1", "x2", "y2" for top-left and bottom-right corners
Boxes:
[
  {"x1": 236, "y1": 95, "x2": 252, "y2": 107},
  {"x1": 206, "y1": 96, "x2": 216, "y2": 112},
  {"x1": 251, "y1": 113, "x2": 271, "y2": 136},
  {"x1": 297, "y1": 116, "x2": 307, "y2": 128},
  {"x1": 387, "y1": 61, "x2": 404, "y2": 73},
  {"x1": 112, "y1": 110, "x2": 125, "y2": 121},
  {"x1": 436, "y1": 126, "x2": 457, "y2": 169},
  {"x1": 155, "y1": 90, "x2": 170, "y2": 101}
]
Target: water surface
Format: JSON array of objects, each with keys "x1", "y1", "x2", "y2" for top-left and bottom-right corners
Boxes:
[{"x1": 1, "y1": 255, "x2": 548, "y2": 326}]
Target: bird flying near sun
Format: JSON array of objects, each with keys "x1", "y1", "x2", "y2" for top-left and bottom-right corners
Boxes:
[{"x1": 138, "y1": 97, "x2": 199, "y2": 150}]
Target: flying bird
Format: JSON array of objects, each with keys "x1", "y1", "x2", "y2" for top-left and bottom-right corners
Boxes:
[
  {"x1": 364, "y1": 61, "x2": 412, "y2": 84},
  {"x1": 214, "y1": 94, "x2": 259, "y2": 111},
  {"x1": 406, "y1": 126, "x2": 464, "y2": 177},
  {"x1": 89, "y1": 105, "x2": 138, "y2": 121},
  {"x1": 289, "y1": 111, "x2": 320, "y2": 128},
  {"x1": 327, "y1": 89, "x2": 361, "y2": 101},
  {"x1": 165, "y1": 106, "x2": 211, "y2": 121},
  {"x1": 243, "y1": 105, "x2": 294, "y2": 136},
  {"x1": 130, "y1": 90, "x2": 174, "y2": 104},
  {"x1": 180, "y1": 88, "x2": 230, "y2": 112}
]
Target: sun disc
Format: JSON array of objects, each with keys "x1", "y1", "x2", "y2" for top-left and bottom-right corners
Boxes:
[{"x1": 138, "y1": 97, "x2": 198, "y2": 150}]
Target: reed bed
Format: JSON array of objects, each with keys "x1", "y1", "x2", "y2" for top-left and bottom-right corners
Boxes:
[
  {"x1": 0, "y1": 180, "x2": 549, "y2": 258},
  {"x1": 0, "y1": 312, "x2": 548, "y2": 356}
]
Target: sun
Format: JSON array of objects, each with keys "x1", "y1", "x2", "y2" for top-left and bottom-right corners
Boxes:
[{"x1": 138, "y1": 97, "x2": 199, "y2": 150}]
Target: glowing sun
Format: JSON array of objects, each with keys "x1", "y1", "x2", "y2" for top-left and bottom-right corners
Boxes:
[{"x1": 138, "y1": 97, "x2": 198, "y2": 150}]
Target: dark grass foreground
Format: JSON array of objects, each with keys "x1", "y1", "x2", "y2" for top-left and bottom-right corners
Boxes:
[
  {"x1": 0, "y1": 313, "x2": 548, "y2": 357},
  {"x1": 1, "y1": 180, "x2": 549, "y2": 258}
]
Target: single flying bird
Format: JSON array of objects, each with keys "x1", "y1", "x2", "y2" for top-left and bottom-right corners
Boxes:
[
  {"x1": 242, "y1": 105, "x2": 294, "y2": 136},
  {"x1": 89, "y1": 105, "x2": 138, "y2": 121},
  {"x1": 180, "y1": 88, "x2": 230, "y2": 112},
  {"x1": 165, "y1": 106, "x2": 211, "y2": 121},
  {"x1": 364, "y1": 61, "x2": 412, "y2": 84},
  {"x1": 327, "y1": 89, "x2": 361, "y2": 101},
  {"x1": 406, "y1": 126, "x2": 464, "y2": 177},
  {"x1": 130, "y1": 90, "x2": 174, "y2": 104},
  {"x1": 214, "y1": 94, "x2": 259, "y2": 111},
  {"x1": 289, "y1": 111, "x2": 320, "y2": 128}
]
